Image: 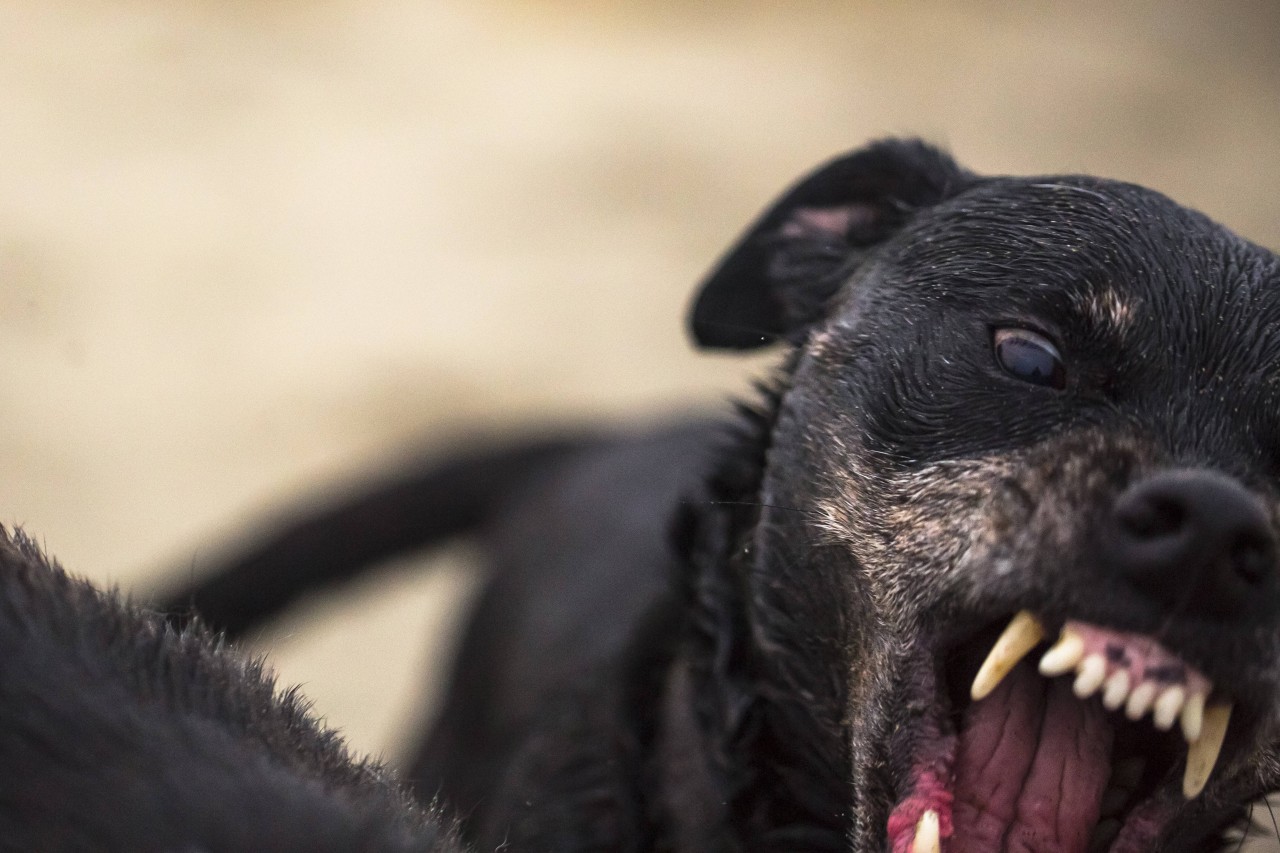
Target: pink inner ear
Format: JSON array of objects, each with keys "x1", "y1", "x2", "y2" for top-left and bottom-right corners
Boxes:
[{"x1": 779, "y1": 204, "x2": 876, "y2": 240}]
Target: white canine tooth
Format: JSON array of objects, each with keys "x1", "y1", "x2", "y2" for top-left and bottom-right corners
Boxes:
[
  {"x1": 1039, "y1": 629, "x2": 1085, "y2": 677},
  {"x1": 911, "y1": 809, "x2": 941, "y2": 853},
  {"x1": 1183, "y1": 704, "x2": 1232, "y2": 799},
  {"x1": 1125, "y1": 681, "x2": 1158, "y2": 720},
  {"x1": 1180, "y1": 692, "x2": 1206, "y2": 743},
  {"x1": 1152, "y1": 686, "x2": 1186, "y2": 731},
  {"x1": 1073, "y1": 654, "x2": 1108, "y2": 699},
  {"x1": 1102, "y1": 669, "x2": 1131, "y2": 711},
  {"x1": 971, "y1": 611, "x2": 1046, "y2": 700}
]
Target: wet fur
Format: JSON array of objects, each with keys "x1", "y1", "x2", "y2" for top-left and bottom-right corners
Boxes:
[
  {"x1": 0, "y1": 528, "x2": 461, "y2": 852},
  {"x1": 161, "y1": 140, "x2": 1280, "y2": 851}
]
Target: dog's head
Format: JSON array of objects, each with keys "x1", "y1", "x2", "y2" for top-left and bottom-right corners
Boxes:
[{"x1": 689, "y1": 140, "x2": 1280, "y2": 851}]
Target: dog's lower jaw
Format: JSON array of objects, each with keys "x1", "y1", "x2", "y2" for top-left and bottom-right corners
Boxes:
[
  {"x1": 882, "y1": 652, "x2": 1138, "y2": 853},
  {"x1": 875, "y1": 618, "x2": 1251, "y2": 853}
]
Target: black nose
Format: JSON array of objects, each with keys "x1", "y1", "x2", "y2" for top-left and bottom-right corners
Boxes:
[{"x1": 1107, "y1": 470, "x2": 1278, "y2": 621}]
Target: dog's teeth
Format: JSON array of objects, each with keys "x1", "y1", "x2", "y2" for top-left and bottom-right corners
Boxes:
[
  {"x1": 1102, "y1": 669, "x2": 1130, "y2": 710},
  {"x1": 1183, "y1": 704, "x2": 1232, "y2": 799},
  {"x1": 1180, "y1": 692, "x2": 1206, "y2": 743},
  {"x1": 911, "y1": 810, "x2": 941, "y2": 853},
  {"x1": 1072, "y1": 653, "x2": 1107, "y2": 699},
  {"x1": 971, "y1": 611, "x2": 1046, "y2": 700},
  {"x1": 1125, "y1": 681, "x2": 1158, "y2": 720},
  {"x1": 1038, "y1": 629, "x2": 1085, "y2": 677},
  {"x1": 1152, "y1": 686, "x2": 1186, "y2": 731}
]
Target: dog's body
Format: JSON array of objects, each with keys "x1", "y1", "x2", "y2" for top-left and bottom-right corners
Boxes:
[
  {"x1": 163, "y1": 140, "x2": 1280, "y2": 851},
  {"x1": 0, "y1": 528, "x2": 462, "y2": 852}
]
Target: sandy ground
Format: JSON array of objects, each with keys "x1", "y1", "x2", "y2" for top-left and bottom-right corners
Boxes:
[{"x1": 3, "y1": 0, "x2": 1280, "y2": 845}]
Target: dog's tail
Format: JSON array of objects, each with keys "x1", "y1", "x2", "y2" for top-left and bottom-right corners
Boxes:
[{"x1": 156, "y1": 432, "x2": 600, "y2": 640}]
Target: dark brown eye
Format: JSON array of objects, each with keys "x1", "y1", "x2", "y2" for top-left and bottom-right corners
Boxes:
[{"x1": 993, "y1": 328, "x2": 1066, "y2": 389}]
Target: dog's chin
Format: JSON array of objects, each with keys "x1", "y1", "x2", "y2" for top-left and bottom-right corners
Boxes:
[{"x1": 883, "y1": 612, "x2": 1239, "y2": 853}]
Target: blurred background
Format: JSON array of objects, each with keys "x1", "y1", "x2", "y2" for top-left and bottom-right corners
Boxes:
[{"x1": 2, "y1": 0, "x2": 1279, "y2": 839}]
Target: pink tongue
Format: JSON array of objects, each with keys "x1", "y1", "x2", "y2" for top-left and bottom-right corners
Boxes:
[{"x1": 951, "y1": 661, "x2": 1113, "y2": 852}]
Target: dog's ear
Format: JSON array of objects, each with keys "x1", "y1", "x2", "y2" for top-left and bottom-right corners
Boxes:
[{"x1": 689, "y1": 139, "x2": 973, "y2": 349}]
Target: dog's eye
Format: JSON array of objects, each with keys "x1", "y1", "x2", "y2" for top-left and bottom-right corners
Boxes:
[{"x1": 993, "y1": 328, "x2": 1066, "y2": 389}]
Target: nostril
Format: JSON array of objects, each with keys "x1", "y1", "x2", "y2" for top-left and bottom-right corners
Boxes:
[
  {"x1": 1228, "y1": 530, "x2": 1274, "y2": 586},
  {"x1": 1117, "y1": 494, "x2": 1186, "y2": 540}
]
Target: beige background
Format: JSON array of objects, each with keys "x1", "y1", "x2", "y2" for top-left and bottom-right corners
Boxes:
[{"x1": 2, "y1": 1, "x2": 1280, "y2": 845}]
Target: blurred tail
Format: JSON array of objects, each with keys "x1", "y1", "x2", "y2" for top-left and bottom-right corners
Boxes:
[{"x1": 156, "y1": 433, "x2": 598, "y2": 640}]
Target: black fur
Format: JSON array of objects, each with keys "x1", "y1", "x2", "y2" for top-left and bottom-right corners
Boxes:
[
  {"x1": 161, "y1": 139, "x2": 1280, "y2": 851},
  {"x1": 0, "y1": 528, "x2": 461, "y2": 852}
]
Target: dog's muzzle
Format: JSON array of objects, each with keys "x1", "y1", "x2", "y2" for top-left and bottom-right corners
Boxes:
[{"x1": 888, "y1": 469, "x2": 1279, "y2": 852}]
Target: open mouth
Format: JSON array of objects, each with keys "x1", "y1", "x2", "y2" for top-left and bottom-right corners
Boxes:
[{"x1": 886, "y1": 612, "x2": 1234, "y2": 853}]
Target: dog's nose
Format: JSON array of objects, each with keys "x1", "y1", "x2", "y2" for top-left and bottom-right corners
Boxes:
[{"x1": 1107, "y1": 470, "x2": 1278, "y2": 621}]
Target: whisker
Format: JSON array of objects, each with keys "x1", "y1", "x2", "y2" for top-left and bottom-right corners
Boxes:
[
  {"x1": 1232, "y1": 801, "x2": 1252, "y2": 853},
  {"x1": 1266, "y1": 795, "x2": 1279, "y2": 844}
]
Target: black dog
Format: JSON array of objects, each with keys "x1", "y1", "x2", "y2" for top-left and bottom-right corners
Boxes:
[
  {"x1": 161, "y1": 140, "x2": 1280, "y2": 852},
  {"x1": 0, "y1": 527, "x2": 462, "y2": 852}
]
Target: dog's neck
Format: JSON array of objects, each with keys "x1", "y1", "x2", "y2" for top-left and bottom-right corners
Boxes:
[{"x1": 652, "y1": 378, "x2": 851, "y2": 851}]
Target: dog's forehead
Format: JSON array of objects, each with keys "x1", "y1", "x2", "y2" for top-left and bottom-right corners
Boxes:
[
  {"x1": 862, "y1": 174, "x2": 1280, "y2": 340},
  {"x1": 896, "y1": 176, "x2": 1250, "y2": 283}
]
